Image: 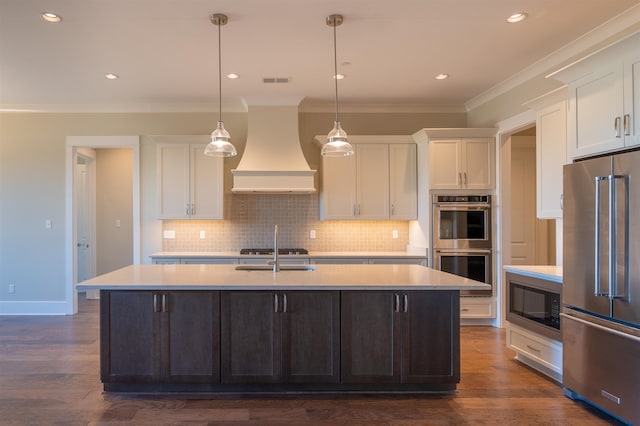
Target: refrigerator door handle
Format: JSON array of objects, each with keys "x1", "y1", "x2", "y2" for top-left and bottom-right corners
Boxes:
[
  {"x1": 595, "y1": 176, "x2": 609, "y2": 297},
  {"x1": 611, "y1": 174, "x2": 630, "y2": 302}
]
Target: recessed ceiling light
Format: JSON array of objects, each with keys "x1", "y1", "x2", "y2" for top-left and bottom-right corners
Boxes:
[
  {"x1": 105, "y1": 73, "x2": 119, "y2": 80},
  {"x1": 507, "y1": 12, "x2": 528, "y2": 23},
  {"x1": 41, "y1": 12, "x2": 62, "y2": 23},
  {"x1": 435, "y1": 73, "x2": 449, "y2": 80},
  {"x1": 333, "y1": 74, "x2": 345, "y2": 80},
  {"x1": 227, "y1": 73, "x2": 240, "y2": 79}
]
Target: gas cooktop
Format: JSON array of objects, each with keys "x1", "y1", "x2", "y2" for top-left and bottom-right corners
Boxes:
[{"x1": 240, "y1": 248, "x2": 309, "y2": 255}]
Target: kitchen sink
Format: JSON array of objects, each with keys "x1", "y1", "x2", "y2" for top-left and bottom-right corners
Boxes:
[{"x1": 234, "y1": 265, "x2": 316, "y2": 271}]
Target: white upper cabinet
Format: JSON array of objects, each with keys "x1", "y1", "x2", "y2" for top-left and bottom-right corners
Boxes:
[
  {"x1": 318, "y1": 136, "x2": 417, "y2": 221},
  {"x1": 549, "y1": 33, "x2": 640, "y2": 159},
  {"x1": 524, "y1": 87, "x2": 568, "y2": 219},
  {"x1": 429, "y1": 138, "x2": 495, "y2": 190},
  {"x1": 156, "y1": 137, "x2": 223, "y2": 220},
  {"x1": 389, "y1": 144, "x2": 418, "y2": 220}
]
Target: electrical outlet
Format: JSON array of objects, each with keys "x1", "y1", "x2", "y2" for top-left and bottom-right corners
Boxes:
[
  {"x1": 115, "y1": 219, "x2": 121, "y2": 228},
  {"x1": 163, "y1": 230, "x2": 176, "y2": 239},
  {"x1": 45, "y1": 219, "x2": 52, "y2": 229},
  {"x1": 392, "y1": 230, "x2": 399, "y2": 239},
  {"x1": 199, "y1": 230, "x2": 206, "y2": 239},
  {"x1": 8, "y1": 284, "x2": 15, "y2": 294},
  {"x1": 310, "y1": 230, "x2": 316, "y2": 239}
]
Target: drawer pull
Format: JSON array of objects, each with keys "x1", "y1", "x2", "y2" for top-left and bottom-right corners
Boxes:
[
  {"x1": 461, "y1": 308, "x2": 470, "y2": 312},
  {"x1": 526, "y1": 344, "x2": 541, "y2": 353}
]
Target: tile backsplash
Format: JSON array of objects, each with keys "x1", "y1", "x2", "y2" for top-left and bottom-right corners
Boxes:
[{"x1": 162, "y1": 194, "x2": 409, "y2": 252}]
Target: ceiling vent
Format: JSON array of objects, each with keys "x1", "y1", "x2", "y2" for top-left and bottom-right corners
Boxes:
[{"x1": 262, "y1": 77, "x2": 290, "y2": 84}]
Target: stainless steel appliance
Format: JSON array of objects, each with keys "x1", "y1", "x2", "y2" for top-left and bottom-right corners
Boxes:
[
  {"x1": 506, "y1": 272, "x2": 561, "y2": 340},
  {"x1": 432, "y1": 195, "x2": 492, "y2": 296},
  {"x1": 563, "y1": 149, "x2": 640, "y2": 425}
]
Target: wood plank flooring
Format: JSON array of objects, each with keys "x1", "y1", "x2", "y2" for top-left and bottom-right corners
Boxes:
[{"x1": 0, "y1": 297, "x2": 621, "y2": 425}]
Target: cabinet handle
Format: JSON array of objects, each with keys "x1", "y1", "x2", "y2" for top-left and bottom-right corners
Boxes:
[
  {"x1": 391, "y1": 204, "x2": 395, "y2": 216},
  {"x1": 186, "y1": 204, "x2": 190, "y2": 215},
  {"x1": 282, "y1": 294, "x2": 287, "y2": 313},
  {"x1": 353, "y1": 205, "x2": 357, "y2": 216},
  {"x1": 624, "y1": 114, "x2": 631, "y2": 136},
  {"x1": 458, "y1": 173, "x2": 462, "y2": 184},
  {"x1": 153, "y1": 294, "x2": 159, "y2": 313},
  {"x1": 274, "y1": 294, "x2": 279, "y2": 313},
  {"x1": 357, "y1": 205, "x2": 361, "y2": 215},
  {"x1": 461, "y1": 308, "x2": 470, "y2": 312},
  {"x1": 526, "y1": 344, "x2": 541, "y2": 354},
  {"x1": 403, "y1": 294, "x2": 408, "y2": 313},
  {"x1": 464, "y1": 172, "x2": 468, "y2": 185},
  {"x1": 394, "y1": 294, "x2": 400, "y2": 312},
  {"x1": 560, "y1": 193, "x2": 563, "y2": 210},
  {"x1": 615, "y1": 116, "x2": 622, "y2": 138},
  {"x1": 161, "y1": 294, "x2": 168, "y2": 313}
]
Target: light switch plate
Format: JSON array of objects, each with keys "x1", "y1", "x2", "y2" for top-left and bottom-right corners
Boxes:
[
  {"x1": 392, "y1": 230, "x2": 398, "y2": 239},
  {"x1": 199, "y1": 230, "x2": 206, "y2": 239}
]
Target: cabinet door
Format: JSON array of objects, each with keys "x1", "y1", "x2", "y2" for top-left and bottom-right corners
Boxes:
[
  {"x1": 461, "y1": 139, "x2": 494, "y2": 189},
  {"x1": 190, "y1": 144, "x2": 223, "y2": 219},
  {"x1": 321, "y1": 154, "x2": 357, "y2": 219},
  {"x1": 389, "y1": 144, "x2": 417, "y2": 220},
  {"x1": 624, "y1": 55, "x2": 640, "y2": 148},
  {"x1": 157, "y1": 144, "x2": 190, "y2": 219},
  {"x1": 162, "y1": 291, "x2": 220, "y2": 383},
  {"x1": 356, "y1": 144, "x2": 389, "y2": 219},
  {"x1": 281, "y1": 291, "x2": 340, "y2": 384},
  {"x1": 401, "y1": 291, "x2": 460, "y2": 384},
  {"x1": 341, "y1": 291, "x2": 401, "y2": 384},
  {"x1": 568, "y1": 63, "x2": 625, "y2": 158},
  {"x1": 220, "y1": 291, "x2": 281, "y2": 384},
  {"x1": 536, "y1": 100, "x2": 567, "y2": 218},
  {"x1": 429, "y1": 140, "x2": 462, "y2": 189},
  {"x1": 101, "y1": 291, "x2": 159, "y2": 383}
]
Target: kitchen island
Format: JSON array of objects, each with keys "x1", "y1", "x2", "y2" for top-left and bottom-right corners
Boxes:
[{"x1": 77, "y1": 264, "x2": 489, "y2": 394}]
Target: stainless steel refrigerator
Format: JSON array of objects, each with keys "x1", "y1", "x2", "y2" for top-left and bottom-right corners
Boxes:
[{"x1": 563, "y1": 149, "x2": 640, "y2": 425}]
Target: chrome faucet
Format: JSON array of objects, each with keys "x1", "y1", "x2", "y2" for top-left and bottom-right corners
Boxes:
[{"x1": 272, "y1": 224, "x2": 280, "y2": 272}]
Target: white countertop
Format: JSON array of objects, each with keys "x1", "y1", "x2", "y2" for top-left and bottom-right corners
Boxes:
[
  {"x1": 503, "y1": 265, "x2": 563, "y2": 283},
  {"x1": 76, "y1": 264, "x2": 489, "y2": 291},
  {"x1": 150, "y1": 251, "x2": 427, "y2": 259}
]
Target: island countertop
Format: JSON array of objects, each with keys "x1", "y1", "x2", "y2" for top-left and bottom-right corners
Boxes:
[{"x1": 76, "y1": 264, "x2": 489, "y2": 291}]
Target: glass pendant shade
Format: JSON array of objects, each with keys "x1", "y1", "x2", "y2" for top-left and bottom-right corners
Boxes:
[
  {"x1": 204, "y1": 13, "x2": 237, "y2": 158},
  {"x1": 204, "y1": 121, "x2": 237, "y2": 157},
  {"x1": 322, "y1": 121, "x2": 354, "y2": 156}
]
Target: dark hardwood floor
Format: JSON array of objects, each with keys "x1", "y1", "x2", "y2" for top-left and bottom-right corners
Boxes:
[{"x1": 0, "y1": 297, "x2": 620, "y2": 425}]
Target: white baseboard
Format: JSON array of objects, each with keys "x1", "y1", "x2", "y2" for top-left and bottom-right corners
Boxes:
[{"x1": 0, "y1": 300, "x2": 71, "y2": 315}]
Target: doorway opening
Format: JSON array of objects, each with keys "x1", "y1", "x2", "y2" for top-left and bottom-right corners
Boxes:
[{"x1": 65, "y1": 136, "x2": 140, "y2": 314}]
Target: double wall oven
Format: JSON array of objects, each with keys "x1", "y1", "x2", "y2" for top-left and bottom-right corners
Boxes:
[{"x1": 432, "y1": 195, "x2": 492, "y2": 296}]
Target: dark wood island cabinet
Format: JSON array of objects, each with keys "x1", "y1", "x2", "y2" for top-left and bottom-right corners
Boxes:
[{"x1": 79, "y1": 263, "x2": 488, "y2": 394}]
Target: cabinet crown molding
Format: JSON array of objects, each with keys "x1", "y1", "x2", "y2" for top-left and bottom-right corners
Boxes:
[
  {"x1": 313, "y1": 135, "x2": 413, "y2": 147},
  {"x1": 411, "y1": 128, "x2": 497, "y2": 143}
]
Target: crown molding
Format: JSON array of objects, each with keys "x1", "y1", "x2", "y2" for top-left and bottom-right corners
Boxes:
[{"x1": 465, "y1": 4, "x2": 640, "y2": 112}]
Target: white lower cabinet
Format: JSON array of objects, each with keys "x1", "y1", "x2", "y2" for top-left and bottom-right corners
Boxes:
[
  {"x1": 460, "y1": 297, "x2": 496, "y2": 319},
  {"x1": 507, "y1": 322, "x2": 562, "y2": 382}
]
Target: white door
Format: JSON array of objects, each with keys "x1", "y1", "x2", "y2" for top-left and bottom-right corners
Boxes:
[
  {"x1": 510, "y1": 138, "x2": 542, "y2": 264},
  {"x1": 75, "y1": 152, "x2": 98, "y2": 298}
]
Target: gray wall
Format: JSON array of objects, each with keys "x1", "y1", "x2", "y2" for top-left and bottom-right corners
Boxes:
[{"x1": 0, "y1": 110, "x2": 465, "y2": 305}]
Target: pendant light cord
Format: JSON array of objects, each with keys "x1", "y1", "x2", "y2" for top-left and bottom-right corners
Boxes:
[
  {"x1": 333, "y1": 18, "x2": 339, "y2": 123},
  {"x1": 218, "y1": 20, "x2": 222, "y2": 123}
]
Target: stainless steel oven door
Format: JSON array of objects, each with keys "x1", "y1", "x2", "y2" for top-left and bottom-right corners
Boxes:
[
  {"x1": 432, "y1": 203, "x2": 491, "y2": 249},
  {"x1": 433, "y1": 249, "x2": 492, "y2": 296}
]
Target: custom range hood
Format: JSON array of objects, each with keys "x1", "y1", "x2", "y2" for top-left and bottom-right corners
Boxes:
[{"x1": 232, "y1": 102, "x2": 316, "y2": 193}]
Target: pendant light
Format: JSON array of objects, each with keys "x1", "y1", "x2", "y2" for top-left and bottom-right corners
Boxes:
[
  {"x1": 322, "y1": 14, "x2": 354, "y2": 157},
  {"x1": 205, "y1": 13, "x2": 237, "y2": 157}
]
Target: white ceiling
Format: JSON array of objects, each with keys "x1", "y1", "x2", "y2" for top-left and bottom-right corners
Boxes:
[{"x1": 1, "y1": 0, "x2": 639, "y2": 112}]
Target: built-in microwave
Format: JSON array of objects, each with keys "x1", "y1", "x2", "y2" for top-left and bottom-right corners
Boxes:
[{"x1": 506, "y1": 272, "x2": 561, "y2": 340}]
